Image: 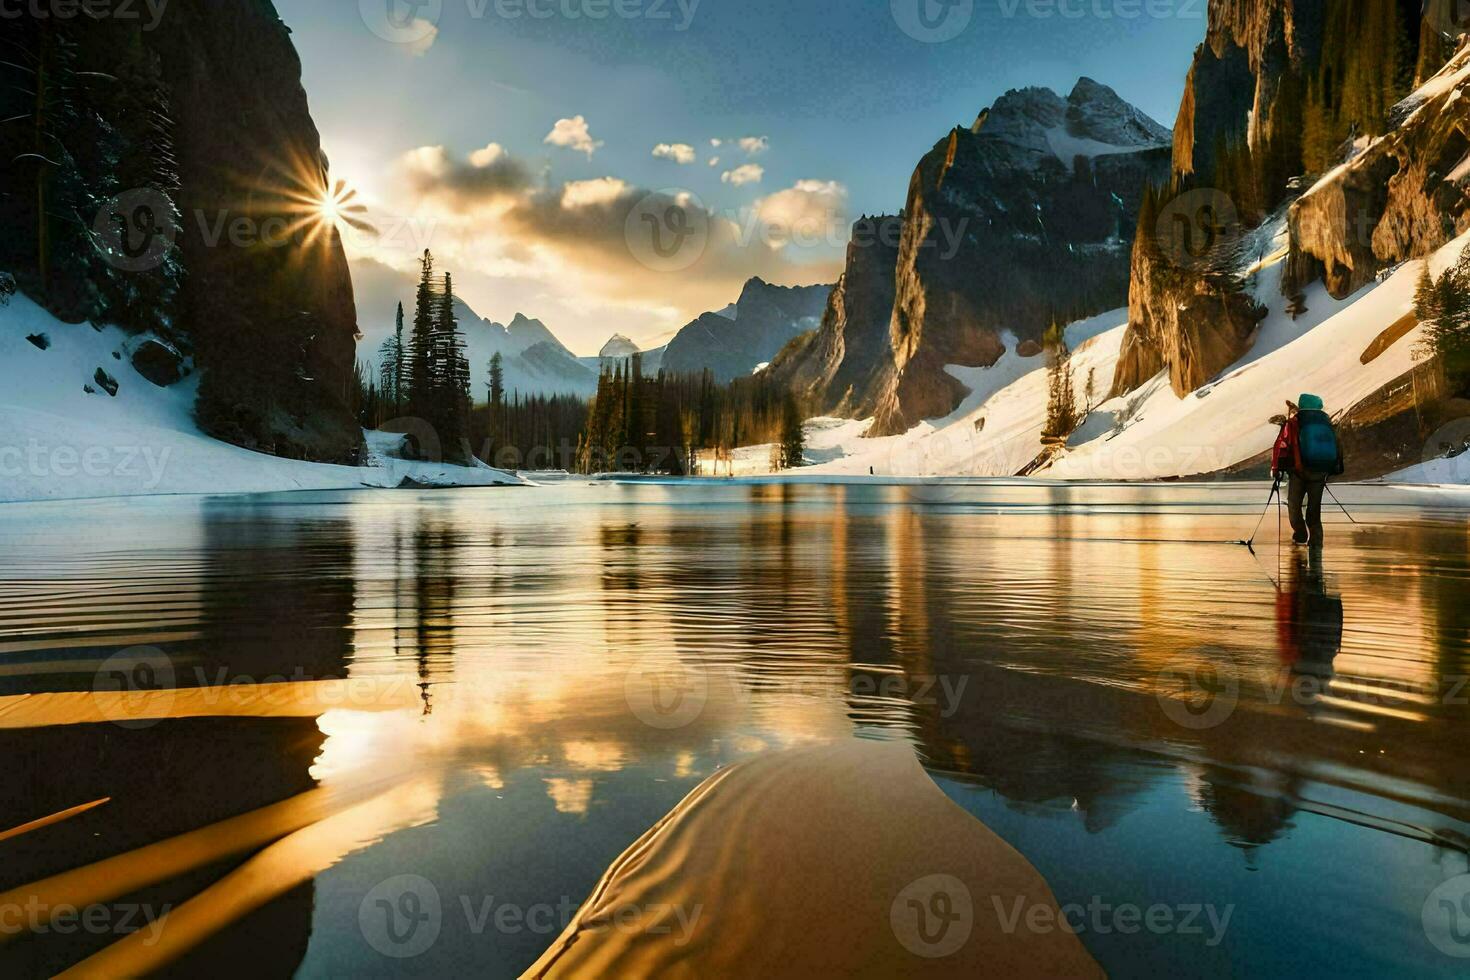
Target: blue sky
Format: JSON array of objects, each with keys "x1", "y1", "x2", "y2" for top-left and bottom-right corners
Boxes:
[{"x1": 279, "y1": 0, "x2": 1205, "y2": 352}]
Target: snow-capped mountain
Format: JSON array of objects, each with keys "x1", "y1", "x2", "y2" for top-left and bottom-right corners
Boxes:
[{"x1": 768, "y1": 78, "x2": 1171, "y2": 434}]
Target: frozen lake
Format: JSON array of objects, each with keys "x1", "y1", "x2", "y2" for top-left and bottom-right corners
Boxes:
[{"x1": 1, "y1": 481, "x2": 1467, "y2": 976}]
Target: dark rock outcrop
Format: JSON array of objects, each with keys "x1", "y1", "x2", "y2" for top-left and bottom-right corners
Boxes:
[
  {"x1": 764, "y1": 215, "x2": 903, "y2": 415},
  {"x1": 662, "y1": 278, "x2": 831, "y2": 382},
  {"x1": 131, "y1": 338, "x2": 187, "y2": 388},
  {"x1": 93, "y1": 368, "x2": 119, "y2": 397},
  {"x1": 866, "y1": 79, "x2": 1172, "y2": 434}
]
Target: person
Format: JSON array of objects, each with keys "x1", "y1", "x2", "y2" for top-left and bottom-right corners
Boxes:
[{"x1": 1270, "y1": 393, "x2": 1345, "y2": 547}]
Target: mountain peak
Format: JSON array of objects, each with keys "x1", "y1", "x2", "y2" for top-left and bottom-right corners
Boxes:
[
  {"x1": 600, "y1": 334, "x2": 640, "y2": 358},
  {"x1": 972, "y1": 78, "x2": 1169, "y2": 160}
]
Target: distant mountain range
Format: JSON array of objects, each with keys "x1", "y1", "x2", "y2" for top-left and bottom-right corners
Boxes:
[
  {"x1": 353, "y1": 257, "x2": 831, "y2": 399},
  {"x1": 352, "y1": 258, "x2": 599, "y2": 400}
]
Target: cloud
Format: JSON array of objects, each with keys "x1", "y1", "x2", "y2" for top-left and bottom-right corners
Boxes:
[
  {"x1": 397, "y1": 144, "x2": 535, "y2": 208},
  {"x1": 384, "y1": 143, "x2": 844, "y2": 336},
  {"x1": 561, "y1": 177, "x2": 631, "y2": 208},
  {"x1": 544, "y1": 115, "x2": 603, "y2": 157},
  {"x1": 755, "y1": 180, "x2": 849, "y2": 247},
  {"x1": 469, "y1": 142, "x2": 509, "y2": 168},
  {"x1": 721, "y1": 163, "x2": 765, "y2": 186},
  {"x1": 738, "y1": 136, "x2": 770, "y2": 155},
  {"x1": 652, "y1": 142, "x2": 697, "y2": 165},
  {"x1": 708, "y1": 156, "x2": 720, "y2": 167},
  {"x1": 709, "y1": 138, "x2": 722, "y2": 148}
]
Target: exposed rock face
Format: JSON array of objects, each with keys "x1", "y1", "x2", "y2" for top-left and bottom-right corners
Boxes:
[
  {"x1": 764, "y1": 215, "x2": 903, "y2": 415},
  {"x1": 1114, "y1": 0, "x2": 1470, "y2": 401},
  {"x1": 1116, "y1": 241, "x2": 1266, "y2": 398},
  {"x1": 866, "y1": 79, "x2": 1172, "y2": 435},
  {"x1": 662, "y1": 278, "x2": 831, "y2": 382},
  {"x1": 1286, "y1": 42, "x2": 1470, "y2": 299}
]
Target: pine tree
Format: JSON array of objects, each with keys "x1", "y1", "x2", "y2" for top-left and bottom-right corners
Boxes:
[
  {"x1": 407, "y1": 250, "x2": 436, "y2": 418},
  {"x1": 437, "y1": 271, "x2": 471, "y2": 461},
  {"x1": 1042, "y1": 321, "x2": 1078, "y2": 442},
  {"x1": 392, "y1": 301, "x2": 406, "y2": 413},
  {"x1": 779, "y1": 394, "x2": 805, "y2": 469}
]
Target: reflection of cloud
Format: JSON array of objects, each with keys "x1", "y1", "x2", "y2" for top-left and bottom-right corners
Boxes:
[
  {"x1": 721, "y1": 164, "x2": 764, "y2": 186},
  {"x1": 563, "y1": 740, "x2": 626, "y2": 772},
  {"x1": 653, "y1": 143, "x2": 696, "y2": 165},
  {"x1": 545, "y1": 115, "x2": 603, "y2": 157},
  {"x1": 545, "y1": 778, "x2": 594, "y2": 815}
]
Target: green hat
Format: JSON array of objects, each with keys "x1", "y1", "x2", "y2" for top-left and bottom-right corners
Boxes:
[{"x1": 1298, "y1": 393, "x2": 1324, "y2": 411}]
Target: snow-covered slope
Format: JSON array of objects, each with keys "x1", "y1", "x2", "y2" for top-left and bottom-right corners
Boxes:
[
  {"x1": 788, "y1": 228, "x2": 1463, "y2": 484},
  {"x1": 0, "y1": 295, "x2": 523, "y2": 502}
]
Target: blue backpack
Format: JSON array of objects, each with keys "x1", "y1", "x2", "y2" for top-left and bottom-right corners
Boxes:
[{"x1": 1297, "y1": 410, "x2": 1341, "y2": 475}]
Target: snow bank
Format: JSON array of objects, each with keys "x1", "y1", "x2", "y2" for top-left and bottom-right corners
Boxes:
[{"x1": 0, "y1": 294, "x2": 523, "y2": 503}]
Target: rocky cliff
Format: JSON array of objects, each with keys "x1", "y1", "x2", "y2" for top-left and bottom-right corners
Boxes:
[
  {"x1": 1113, "y1": 0, "x2": 1467, "y2": 400},
  {"x1": 764, "y1": 215, "x2": 903, "y2": 415},
  {"x1": 662, "y1": 278, "x2": 831, "y2": 382},
  {"x1": 149, "y1": 1, "x2": 361, "y2": 460},
  {"x1": 865, "y1": 79, "x2": 1172, "y2": 435},
  {"x1": 0, "y1": 2, "x2": 362, "y2": 462}
]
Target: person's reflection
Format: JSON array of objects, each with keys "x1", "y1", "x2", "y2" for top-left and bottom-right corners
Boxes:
[{"x1": 1275, "y1": 549, "x2": 1343, "y2": 692}]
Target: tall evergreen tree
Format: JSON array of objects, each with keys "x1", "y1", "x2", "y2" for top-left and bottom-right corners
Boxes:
[{"x1": 407, "y1": 250, "x2": 436, "y2": 418}]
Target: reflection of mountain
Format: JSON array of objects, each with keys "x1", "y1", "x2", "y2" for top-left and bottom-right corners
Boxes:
[{"x1": 352, "y1": 258, "x2": 599, "y2": 399}]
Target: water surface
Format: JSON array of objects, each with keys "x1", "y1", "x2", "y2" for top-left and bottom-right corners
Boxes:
[{"x1": 1, "y1": 481, "x2": 1467, "y2": 977}]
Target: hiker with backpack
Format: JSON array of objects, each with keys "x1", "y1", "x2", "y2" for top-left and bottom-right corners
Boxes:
[{"x1": 1270, "y1": 394, "x2": 1346, "y2": 548}]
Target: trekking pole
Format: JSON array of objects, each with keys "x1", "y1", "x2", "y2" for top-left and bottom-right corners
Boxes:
[
  {"x1": 1323, "y1": 481, "x2": 1360, "y2": 526},
  {"x1": 1242, "y1": 476, "x2": 1282, "y2": 554}
]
